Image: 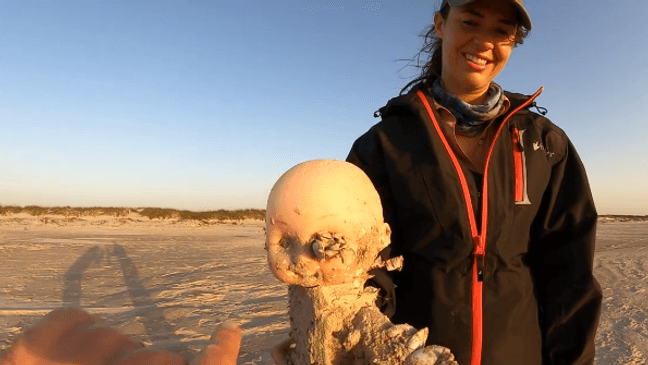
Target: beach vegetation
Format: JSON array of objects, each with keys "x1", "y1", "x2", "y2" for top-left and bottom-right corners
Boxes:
[{"x1": 0, "y1": 205, "x2": 265, "y2": 221}]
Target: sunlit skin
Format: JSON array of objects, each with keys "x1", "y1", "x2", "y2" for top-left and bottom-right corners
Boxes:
[
  {"x1": 0, "y1": 307, "x2": 241, "y2": 365},
  {"x1": 435, "y1": 0, "x2": 518, "y2": 104}
]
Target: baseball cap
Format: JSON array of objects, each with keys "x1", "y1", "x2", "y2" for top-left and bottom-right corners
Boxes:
[{"x1": 442, "y1": 0, "x2": 532, "y2": 30}]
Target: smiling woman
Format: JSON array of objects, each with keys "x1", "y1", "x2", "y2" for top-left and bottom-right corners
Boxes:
[
  {"x1": 346, "y1": 0, "x2": 602, "y2": 365},
  {"x1": 434, "y1": 0, "x2": 518, "y2": 103}
]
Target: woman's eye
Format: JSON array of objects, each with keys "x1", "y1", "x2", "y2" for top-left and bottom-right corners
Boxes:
[
  {"x1": 463, "y1": 20, "x2": 477, "y2": 27},
  {"x1": 496, "y1": 30, "x2": 516, "y2": 42}
]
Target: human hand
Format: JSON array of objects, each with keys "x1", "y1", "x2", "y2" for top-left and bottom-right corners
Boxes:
[
  {"x1": 192, "y1": 319, "x2": 241, "y2": 365},
  {"x1": 0, "y1": 307, "x2": 241, "y2": 365}
]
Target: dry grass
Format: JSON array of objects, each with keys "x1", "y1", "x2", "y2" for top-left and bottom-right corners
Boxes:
[
  {"x1": 3, "y1": 206, "x2": 642, "y2": 224},
  {"x1": 1, "y1": 206, "x2": 133, "y2": 217},
  {"x1": 0, "y1": 205, "x2": 265, "y2": 221},
  {"x1": 598, "y1": 214, "x2": 648, "y2": 223}
]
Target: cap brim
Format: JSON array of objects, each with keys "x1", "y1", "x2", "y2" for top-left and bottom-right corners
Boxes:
[
  {"x1": 443, "y1": 0, "x2": 532, "y2": 30},
  {"x1": 513, "y1": 2, "x2": 532, "y2": 30}
]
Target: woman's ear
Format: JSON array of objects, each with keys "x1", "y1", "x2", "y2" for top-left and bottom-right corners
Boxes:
[{"x1": 434, "y1": 12, "x2": 445, "y2": 39}]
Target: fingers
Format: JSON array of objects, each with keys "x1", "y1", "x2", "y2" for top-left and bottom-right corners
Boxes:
[
  {"x1": 4, "y1": 308, "x2": 148, "y2": 365},
  {"x1": 23, "y1": 307, "x2": 96, "y2": 345},
  {"x1": 3, "y1": 308, "x2": 243, "y2": 365},
  {"x1": 12, "y1": 308, "x2": 106, "y2": 364},
  {"x1": 74, "y1": 326, "x2": 144, "y2": 363},
  {"x1": 196, "y1": 323, "x2": 242, "y2": 365},
  {"x1": 111, "y1": 348, "x2": 189, "y2": 365}
]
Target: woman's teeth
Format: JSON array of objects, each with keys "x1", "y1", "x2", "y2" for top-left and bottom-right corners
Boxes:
[{"x1": 465, "y1": 54, "x2": 487, "y2": 65}]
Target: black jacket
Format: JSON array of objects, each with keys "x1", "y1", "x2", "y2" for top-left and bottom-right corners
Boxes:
[{"x1": 346, "y1": 84, "x2": 602, "y2": 365}]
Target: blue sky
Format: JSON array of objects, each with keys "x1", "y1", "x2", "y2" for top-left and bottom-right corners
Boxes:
[{"x1": 1, "y1": 0, "x2": 647, "y2": 215}]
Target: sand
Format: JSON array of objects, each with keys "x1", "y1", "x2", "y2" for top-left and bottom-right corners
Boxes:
[{"x1": 1, "y1": 214, "x2": 647, "y2": 364}]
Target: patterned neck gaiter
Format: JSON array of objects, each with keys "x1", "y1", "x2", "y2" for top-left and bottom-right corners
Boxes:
[{"x1": 431, "y1": 78, "x2": 504, "y2": 137}]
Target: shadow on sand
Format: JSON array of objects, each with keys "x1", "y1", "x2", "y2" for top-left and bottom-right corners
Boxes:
[
  {"x1": 62, "y1": 243, "x2": 185, "y2": 353},
  {"x1": 62, "y1": 246, "x2": 103, "y2": 307}
]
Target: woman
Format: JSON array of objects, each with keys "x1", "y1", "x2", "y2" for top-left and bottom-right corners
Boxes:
[{"x1": 347, "y1": 0, "x2": 602, "y2": 364}]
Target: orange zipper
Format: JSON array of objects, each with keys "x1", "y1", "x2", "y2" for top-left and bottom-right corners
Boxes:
[
  {"x1": 416, "y1": 87, "x2": 543, "y2": 365},
  {"x1": 511, "y1": 127, "x2": 524, "y2": 202}
]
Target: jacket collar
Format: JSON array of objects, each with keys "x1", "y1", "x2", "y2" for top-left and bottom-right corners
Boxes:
[{"x1": 376, "y1": 82, "x2": 545, "y2": 120}]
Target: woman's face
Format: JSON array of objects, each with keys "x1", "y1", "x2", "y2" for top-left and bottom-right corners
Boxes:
[{"x1": 435, "y1": 0, "x2": 518, "y2": 102}]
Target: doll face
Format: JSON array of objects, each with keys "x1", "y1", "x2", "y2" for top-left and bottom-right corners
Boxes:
[{"x1": 265, "y1": 160, "x2": 390, "y2": 287}]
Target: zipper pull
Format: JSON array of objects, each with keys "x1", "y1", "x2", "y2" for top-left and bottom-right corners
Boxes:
[
  {"x1": 476, "y1": 253, "x2": 484, "y2": 282},
  {"x1": 511, "y1": 127, "x2": 524, "y2": 152},
  {"x1": 473, "y1": 236, "x2": 485, "y2": 282}
]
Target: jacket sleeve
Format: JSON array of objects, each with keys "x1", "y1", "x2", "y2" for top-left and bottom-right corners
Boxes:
[
  {"x1": 346, "y1": 126, "x2": 397, "y2": 318},
  {"x1": 528, "y1": 136, "x2": 602, "y2": 365}
]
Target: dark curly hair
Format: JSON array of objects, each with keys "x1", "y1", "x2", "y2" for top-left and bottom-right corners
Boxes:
[{"x1": 401, "y1": 2, "x2": 530, "y2": 94}]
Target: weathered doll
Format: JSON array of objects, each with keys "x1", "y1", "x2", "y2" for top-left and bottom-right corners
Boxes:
[{"x1": 266, "y1": 160, "x2": 458, "y2": 365}]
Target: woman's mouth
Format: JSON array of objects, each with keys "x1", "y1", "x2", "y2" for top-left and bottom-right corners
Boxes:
[{"x1": 464, "y1": 53, "x2": 489, "y2": 66}]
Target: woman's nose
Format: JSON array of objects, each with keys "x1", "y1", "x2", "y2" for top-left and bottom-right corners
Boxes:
[{"x1": 472, "y1": 34, "x2": 495, "y2": 50}]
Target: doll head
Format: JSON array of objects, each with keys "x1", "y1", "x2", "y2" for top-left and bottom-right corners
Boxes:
[{"x1": 265, "y1": 160, "x2": 390, "y2": 287}]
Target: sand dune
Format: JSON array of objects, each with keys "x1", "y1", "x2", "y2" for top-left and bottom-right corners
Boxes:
[{"x1": 1, "y1": 214, "x2": 647, "y2": 364}]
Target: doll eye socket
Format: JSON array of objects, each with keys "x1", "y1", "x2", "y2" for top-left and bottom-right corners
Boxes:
[{"x1": 279, "y1": 234, "x2": 298, "y2": 249}]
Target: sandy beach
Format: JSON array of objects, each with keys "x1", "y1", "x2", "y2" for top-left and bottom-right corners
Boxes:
[{"x1": 1, "y1": 213, "x2": 647, "y2": 364}]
